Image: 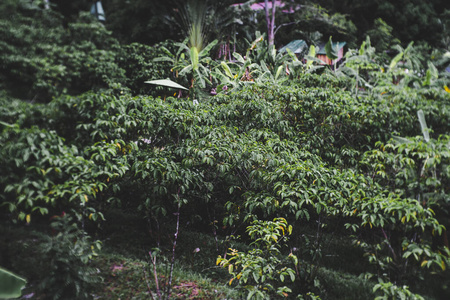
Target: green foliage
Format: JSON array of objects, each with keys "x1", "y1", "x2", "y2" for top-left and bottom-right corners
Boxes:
[
  {"x1": 373, "y1": 279, "x2": 424, "y2": 300},
  {"x1": 0, "y1": 212, "x2": 102, "y2": 299},
  {"x1": 1, "y1": 4, "x2": 450, "y2": 298},
  {"x1": 317, "y1": 0, "x2": 449, "y2": 48},
  {"x1": 365, "y1": 18, "x2": 401, "y2": 52},
  {"x1": 116, "y1": 41, "x2": 174, "y2": 95},
  {"x1": 0, "y1": 96, "x2": 129, "y2": 222},
  {"x1": 2, "y1": 66, "x2": 448, "y2": 298},
  {"x1": 213, "y1": 33, "x2": 323, "y2": 94},
  {"x1": 217, "y1": 218, "x2": 297, "y2": 299},
  {"x1": 376, "y1": 0, "x2": 443, "y2": 46},
  {"x1": 358, "y1": 118, "x2": 450, "y2": 280},
  {"x1": 0, "y1": 3, "x2": 125, "y2": 101},
  {"x1": 324, "y1": 36, "x2": 339, "y2": 61},
  {"x1": 34, "y1": 213, "x2": 101, "y2": 299}
]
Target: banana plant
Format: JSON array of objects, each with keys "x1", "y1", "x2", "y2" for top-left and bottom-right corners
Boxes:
[
  {"x1": 212, "y1": 35, "x2": 265, "y2": 93},
  {"x1": 387, "y1": 43, "x2": 450, "y2": 94},
  {"x1": 325, "y1": 36, "x2": 339, "y2": 69},
  {"x1": 212, "y1": 51, "x2": 260, "y2": 93},
  {"x1": 213, "y1": 34, "x2": 295, "y2": 93},
  {"x1": 153, "y1": 0, "x2": 219, "y2": 99},
  {"x1": 302, "y1": 44, "x2": 324, "y2": 74},
  {"x1": 283, "y1": 42, "x2": 323, "y2": 76},
  {"x1": 258, "y1": 59, "x2": 286, "y2": 86},
  {"x1": 178, "y1": 38, "x2": 218, "y2": 90},
  {"x1": 333, "y1": 36, "x2": 380, "y2": 97},
  {"x1": 154, "y1": 38, "x2": 218, "y2": 98},
  {"x1": 250, "y1": 43, "x2": 290, "y2": 86},
  {"x1": 386, "y1": 42, "x2": 427, "y2": 89}
]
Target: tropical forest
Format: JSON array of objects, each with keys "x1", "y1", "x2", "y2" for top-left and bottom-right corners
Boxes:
[{"x1": 1, "y1": 0, "x2": 450, "y2": 299}]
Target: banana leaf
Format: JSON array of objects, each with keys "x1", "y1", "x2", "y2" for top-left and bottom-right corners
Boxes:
[
  {"x1": 389, "y1": 52, "x2": 403, "y2": 71},
  {"x1": 0, "y1": 267, "x2": 27, "y2": 298},
  {"x1": 417, "y1": 109, "x2": 430, "y2": 142},
  {"x1": 325, "y1": 37, "x2": 338, "y2": 60},
  {"x1": 190, "y1": 47, "x2": 199, "y2": 71}
]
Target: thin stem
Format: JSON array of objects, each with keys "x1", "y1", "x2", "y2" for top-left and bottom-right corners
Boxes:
[
  {"x1": 149, "y1": 250, "x2": 162, "y2": 300},
  {"x1": 165, "y1": 200, "x2": 181, "y2": 300},
  {"x1": 381, "y1": 228, "x2": 397, "y2": 260},
  {"x1": 142, "y1": 263, "x2": 156, "y2": 300}
]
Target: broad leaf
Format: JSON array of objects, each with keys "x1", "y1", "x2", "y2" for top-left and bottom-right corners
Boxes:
[
  {"x1": 233, "y1": 52, "x2": 246, "y2": 64},
  {"x1": 286, "y1": 48, "x2": 298, "y2": 62},
  {"x1": 198, "y1": 39, "x2": 218, "y2": 58},
  {"x1": 417, "y1": 109, "x2": 430, "y2": 142},
  {"x1": 389, "y1": 52, "x2": 403, "y2": 71},
  {"x1": 325, "y1": 36, "x2": 338, "y2": 60},
  {"x1": 275, "y1": 65, "x2": 284, "y2": 81},
  {"x1": 190, "y1": 47, "x2": 199, "y2": 71},
  {"x1": 144, "y1": 79, "x2": 188, "y2": 90},
  {"x1": 0, "y1": 267, "x2": 27, "y2": 298},
  {"x1": 221, "y1": 62, "x2": 234, "y2": 78},
  {"x1": 392, "y1": 136, "x2": 413, "y2": 144},
  {"x1": 306, "y1": 45, "x2": 317, "y2": 69}
]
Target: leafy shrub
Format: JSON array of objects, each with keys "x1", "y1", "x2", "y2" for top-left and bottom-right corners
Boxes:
[
  {"x1": 0, "y1": 96, "x2": 129, "y2": 222},
  {"x1": 373, "y1": 279, "x2": 424, "y2": 300},
  {"x1": 0, "y1": 213, "x2": 101, "y2": 300},
  {"x1": 0, "y1": 3, "x2": 125, "y2": 101},
  {"x1": 217, "y1": 218, "x2": 297, "y2": 299},
  {"x1": 34, "y1": 213, "x2": 101, "y2": 299},
  {"x1": 1, "y1": 15, "x2": 449, "y2": 298}
]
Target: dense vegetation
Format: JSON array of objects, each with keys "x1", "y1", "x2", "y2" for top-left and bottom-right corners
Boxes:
[{"x1": 1, "y1": 1, "x2": 449, "y2": 299}]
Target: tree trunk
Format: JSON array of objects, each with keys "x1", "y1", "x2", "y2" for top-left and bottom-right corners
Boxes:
[{"x1": 265, "y1": 0, "x2": 276, "y2": 47}]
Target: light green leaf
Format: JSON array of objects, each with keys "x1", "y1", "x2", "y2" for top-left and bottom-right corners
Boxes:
[
  {"x1": 191, "y1": 47, "x2": 199, "y2": 71},
  {"x1": 221, "y1": 62, "x2": 234, "y2": 78},
  {"x1": 233, "y1": 52, "x2": 246, "y2": 64},
  {"x1": 275, "y1": 65, "x2": 284, "y2": 81},
  {"x1": 306, "y1": 45, "x2": 317, "y2": 69},
  {"x1": 427, "y1": 61, "x2": 438, "y2": 79},
  {"x1": 0, "y1": 121, "x2": 14, "y2": 128},
  {"x1": 0, "y1": 267, "x2": 27, "y2": 298},
  {"x1": 199, "y1": 40, "x2": 218, "y2": 58},
  {"x1": 392, "y1": 136, "x2": 412, "y2": 144},
  {"x1": 285, "y1": 48, "x2": 298, "y2": 61},
  {"x1": 389, "y1": 52, "x2": 403, "y2": 71},
  {"x1": 417, "y1": 110, "x2": 430, "y2": 142}
]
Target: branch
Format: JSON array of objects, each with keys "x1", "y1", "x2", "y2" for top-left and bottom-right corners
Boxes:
[{"x1": 274, "y1": 21, "x2": 301, "y2": 36}]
